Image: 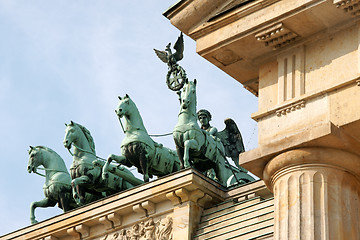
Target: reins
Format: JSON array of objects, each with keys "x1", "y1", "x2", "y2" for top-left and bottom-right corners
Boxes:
[
  {"x1": 149, "y1": 132, "x2": 173, "y2": 137},
  {"x1": 118, "y1": 115, "x2": 126, "y2": 133},
  {"x1": 67, "y1": 145, "x2": 137, "y2": 173},
  {"x1": 118, "y1": 114, "x2": 172, "y2": 137},
  {"x1": 67, "y1": 143, "x2": 107, "y2": 161},
  {"x1": 34, "y1": 170, "x2": 46, "y2": 178},
  {"x1": 33, "y1": 167, "x2": 69, "y2": 178}
]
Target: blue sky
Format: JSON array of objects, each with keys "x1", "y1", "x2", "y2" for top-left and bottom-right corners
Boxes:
[{"x1": 0, "y1": 1, "x2": 258, "y2": 235}]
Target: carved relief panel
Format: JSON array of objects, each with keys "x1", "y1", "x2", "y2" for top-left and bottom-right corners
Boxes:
[{"x1": 100, "y1": 216, "x2": 173, "y2": 240}]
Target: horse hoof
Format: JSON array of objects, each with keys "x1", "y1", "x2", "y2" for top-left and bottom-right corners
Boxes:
[
  {"x1": 144, "y1": 175, "x2": 150, "y2": 182},
  {"x1": 31, "y1": 219, "x2": 38, "y2": 224}
]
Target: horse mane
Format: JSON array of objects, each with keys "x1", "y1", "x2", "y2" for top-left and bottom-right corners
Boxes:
[
  {"x1": 190, "y1": 81, "x2": 197, "y2": 107},
  {"x1": 124, "y1": 96, "x2": 146, "y2": 128},
  {"x1": 73, "y1": 122, "x2": 96, "y2": 155},
  {"x1": 127, "y1": 96, "x2": 137, "y2": 110},
  {"x1": 35, "y1": 146, "x2": 63, "y2": 160}
]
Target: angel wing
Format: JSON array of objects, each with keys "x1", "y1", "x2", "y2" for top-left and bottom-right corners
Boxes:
[
  {"x1": 154, "y1": 49, "x2": 168, "y2": 63},
  {"x1": 173, "y1": 32, "x2": 184, "y2": 62},
  {"x1": 217, "y1": 118, "x2": 245, "y2": 170}
]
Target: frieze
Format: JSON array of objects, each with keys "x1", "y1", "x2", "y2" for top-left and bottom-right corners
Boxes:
[{"x1": 101, "y1": 216, "x2": 173, "y2": 240}]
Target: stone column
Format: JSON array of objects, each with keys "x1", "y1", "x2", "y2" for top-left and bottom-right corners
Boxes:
[{"x1": 263, "y1": 148, "x2": 360, "y2": 240}]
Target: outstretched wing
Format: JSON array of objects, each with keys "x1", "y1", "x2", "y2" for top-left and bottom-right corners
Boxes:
[
  {"x1": 217, "y1": 118, "x2": 245, "y2": 170},
  {"x1": 173, "y1": 32, "x2": 184, "y2": 62},
  {"x1": 154, "y1": 49, "x2": 168, "y2": 63}
]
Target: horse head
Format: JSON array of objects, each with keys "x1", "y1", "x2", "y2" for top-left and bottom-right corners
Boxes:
[
  {"x1": 27, "y1": 146, "x2": 42, "y2": 173},
  {"x1": 180, "y1": 79, "x2": 197, "y2": 110},
  {"x1": 63, "y1": 120, "x2": 77, "y2": 150},
  {"x1": 116, "y1": 94, "x2": 132, "y2": 118},
  {"x1": 63, "y1": 121, "x2": 96, "y2": 155}
]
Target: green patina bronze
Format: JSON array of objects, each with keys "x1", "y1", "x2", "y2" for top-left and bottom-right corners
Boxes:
[
  {"x1": 63, "y1": 121, "x2": 141, "y2": 205},
  {"x1": 154, "y1": 32, "x2": 187, "y2": 91},
  {"x1": 107, "y1": 94, "x2": 180, "y2": 182},
  {"x1": 196, "y1": 109, "x2": 253, "y2": 185},
  {"x1": 197, "y1": 109, "x2": 218, "y2": 136},
  {"x1": 27, "y1": 146, "x2": 77, "y2": 224},
  {"x1": 217, "y1": 118, "x2": 247, "y2": 171},
  {"x1": 197, "y1": 110, "x2": 248, "y2": 172},
  {"x1": 173, "y1": 79, "x2": 254, "y2": 187},
  {"x1": 26, "y1": 32, "x2": 255, "y2": 225}
]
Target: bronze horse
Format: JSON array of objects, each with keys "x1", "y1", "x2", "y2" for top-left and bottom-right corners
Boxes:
[{"x1": 107, "y1": 95, "x2": 180, "y2": 182}]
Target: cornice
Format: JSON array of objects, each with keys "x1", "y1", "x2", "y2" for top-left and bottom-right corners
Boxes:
[{"x1": 189, "y1": 0, "x2": 281, "y2": 40}]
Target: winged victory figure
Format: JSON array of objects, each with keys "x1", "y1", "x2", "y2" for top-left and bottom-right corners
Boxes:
[
  {"x1": 154, "y1": 32, "x2": 187, "y2": 91},
  {"x1": 217, "y1": 118, "x2": 247, "y2": 172}
]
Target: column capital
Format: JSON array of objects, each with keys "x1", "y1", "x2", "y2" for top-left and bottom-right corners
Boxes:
[{"x1": 263, "y1": 147, "x2": 360, "y2": 191}]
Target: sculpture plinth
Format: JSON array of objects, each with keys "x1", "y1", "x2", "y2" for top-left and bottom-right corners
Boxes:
[{"x1": 2, "y1": 169, "x2": 226, "y2": 240}]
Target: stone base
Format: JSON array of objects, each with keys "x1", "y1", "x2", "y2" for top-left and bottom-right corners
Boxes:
[
  {"x1": 1, "y1": 169, "x2": 227, "y2": 240},
  {"x1": 2, "y1": 169, "x2": 275, "y2": 240}
]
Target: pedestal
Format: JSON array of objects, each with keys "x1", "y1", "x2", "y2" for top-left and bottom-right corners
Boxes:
[
  {"x1": 1, "y1": 169, "x2": 223, "y2": 240},
  {"x1": 263, "y1": 148, "x2": 360, "y2": 240}
]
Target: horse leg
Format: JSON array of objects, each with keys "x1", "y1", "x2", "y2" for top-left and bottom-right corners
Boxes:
[
  {"x1": 183, "y1": 139, "x2": 200, "y2": 168},
  {"x1": 176, "y1": 146, "x2": 185, "y2": 169},
  {"x1": 71, "y1": 175, "x2": 91, "y2": 205},
  {"x1": 72, "y1": 184, "x2": 85, "y2": 206},
  {"x1": 139, "y1": 149, "x2": 150, "y2": 182},
  {"x1": 59, "y1": 190, "x2": 73, "y2": 212},
  {"x1": 30, "y1": 198, "x2": 57, "y2": 224}
]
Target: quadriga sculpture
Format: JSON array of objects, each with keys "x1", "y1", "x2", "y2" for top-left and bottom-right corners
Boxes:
[
  {"x1": 63, "y1": 121, "x2": 141, "y2": 205},
  {"x1": 107, "y1": 94, "x2": 180, "y2": 182},
  {"x1": 173, "y1": 79, "x2": 253, "y2": 186},
  {"x1": 27, "y1": 146, "x2": 77, "y2": 224}
]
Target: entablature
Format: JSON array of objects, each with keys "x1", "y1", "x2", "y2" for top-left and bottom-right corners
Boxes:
[{"x1": 165, "y1": 0, "x2": 360, "y2": 96}]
